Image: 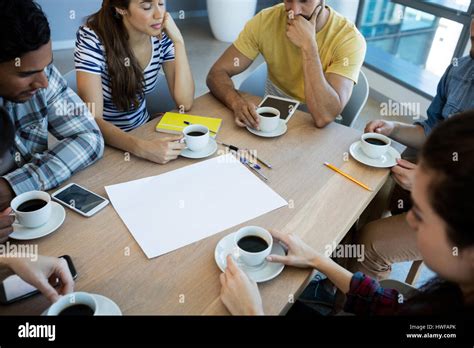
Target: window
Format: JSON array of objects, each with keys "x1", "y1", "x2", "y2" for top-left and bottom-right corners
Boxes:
[{"x1": 357, "y1": 0, "x2": 473, "y2": 98}]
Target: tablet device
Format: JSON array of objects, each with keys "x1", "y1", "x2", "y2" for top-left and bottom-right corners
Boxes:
[{"x1": 258, "y1": 95, "x2": 300, "y2": 124}]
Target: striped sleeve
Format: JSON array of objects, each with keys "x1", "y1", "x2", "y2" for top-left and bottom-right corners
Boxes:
[
  {"x1": 74, "y1": 26, "x2": 105, "y2": 75},
  {"x1": 160, "y1": 33, "x2": 175, "y2": 62}
]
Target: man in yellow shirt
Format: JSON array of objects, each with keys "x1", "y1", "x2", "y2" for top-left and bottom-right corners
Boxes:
[{"x1": 207, "y1": 0, "x2": 366, "y2": 129}]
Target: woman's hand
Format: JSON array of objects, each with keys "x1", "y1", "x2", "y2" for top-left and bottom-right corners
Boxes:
[
  {"x1": 220, "y1": 255, "x2": 264, "y2": 315},
  {"x1": 136, "y1": 134, "x2": 185, "y2": 164},
  {"x1": 391, "y1": 159, "x2": 417, "y2": 191},
  {"x1": 162, "y1": 12, "x2": 184, "y2": 44},
  {"x1": 266, "y1": 229, "x2": 321, "y2": 268},
  {"x1": 4, "y1": 255, "x2": 75, "y2": 303}
]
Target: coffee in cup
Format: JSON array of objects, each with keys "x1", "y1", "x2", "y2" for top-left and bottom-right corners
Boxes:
[
  {"x1": 47, "y1": 292, "x2": 98, "y2": 316},
  {"x1": 234, "y1": 226, "x2": 273, "y2": 267},
  {"x1": 256, "y1": 107, "x2": 280, "y2": 133},
  {"x1": 10, "y1": 191, "x2": 52, "y2": 228},
  {"x1": 360, "y1": 133, "x2": 391, "y2": 159},
  {"x1": 183, "y1": 124, "x2": 210, "y2": 152}
]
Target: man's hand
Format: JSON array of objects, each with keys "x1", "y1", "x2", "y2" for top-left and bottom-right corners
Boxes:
[
  {"x1": 286, "y1": 6, "x2": 321, "y2": 50},
  {"x1": 4, "y1": 256, "x2": 75, "y2": 303},
  {"x1": 0, "y1": 178, "x2": 14, "y2": 212},
  {"x1": 0, "y1": 208, "x2": 14, "y2": 244},
  {"x1": 220, "y1": 255, "x2": 264, "y2": 315},
  {"x1": 364, "y1": 120, "x2": 396, "y2": 137},
  {"x1": 231, "y1": 98, "x2": 259, "y2": 129},
  {"x1": 391, "y1": 159, "x2": 417, "y2": 191}
]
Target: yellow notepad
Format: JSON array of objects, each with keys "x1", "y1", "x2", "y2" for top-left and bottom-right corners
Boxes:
[{"x1": 155, "y1": 112, "x2": 222, "y2": 137}]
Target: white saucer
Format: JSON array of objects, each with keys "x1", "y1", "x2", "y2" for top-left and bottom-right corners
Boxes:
[
  {"x1": 41, "y1": 294, "x2": 122, "y2": 316},
  {"x1": 215, "y1": 232, "x2": 286, "y2": 283},
  {"x1": 349, "y1": 141, "x2": 401, "y2": 168},
  {"x1": 246, "y1": 120, "x2": 288, "y2": 138},
  {"x1": 181, "y1": 138, "x2": 218, "y2": 159},
  {"x1": 10, "y1": 202, "x2": 66, "y2": 240},
  {"x1": 93, "y1": 294, "x2": 122, "y2": 315}
]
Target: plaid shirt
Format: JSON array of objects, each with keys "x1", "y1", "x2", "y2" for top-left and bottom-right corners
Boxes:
[
  {"x1": 344, "y1": 272, "x2": 400, "y2": 316},
  {"x1": 1, "y1": 64, "x2": 104, "y2": 195}
]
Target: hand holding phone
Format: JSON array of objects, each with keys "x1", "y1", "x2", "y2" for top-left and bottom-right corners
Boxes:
[
  {"x1": 52, "y1": 183, "x2": 109, "y2": 217},
  {"x1": 0, "y1": 255, "x2": 77, "y2": 304}
]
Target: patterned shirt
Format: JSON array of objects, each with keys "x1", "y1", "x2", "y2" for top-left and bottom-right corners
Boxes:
[
  {"x1": 416, "y1": 56, "x2": 474, "y2": 134},
  {"x1": 1, "y1": 64, "x2": 104, "y2": 195},
  {"x1": 74, "y1": 26, "x2": 175, "y2": 132},
  {"x1": 344, "y1": 272, "x2": 400, "y2": 316}
]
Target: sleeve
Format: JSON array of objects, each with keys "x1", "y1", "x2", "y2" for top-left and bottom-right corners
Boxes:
[
  {"x1": 3, "y1": 66, "x2": 105, "y2": 194},
  {"x1": 414, "y1": 66, "x2": 450, "y2": 135},
  {"x1": 325, "y1": 30, "x2": 367, "y2": 84},
  {"x1": 160, "y1": 33, "x2": 175, "y2": 62},
  {"x1": 343, "y1": 272, "x2": 400, "y2": 316},
  {"x1": 74, "y1": 26, "x2": 105, "y2": 75},
  {"x1": 233, "y1": 12, "x2": 262, "y2": 61}
]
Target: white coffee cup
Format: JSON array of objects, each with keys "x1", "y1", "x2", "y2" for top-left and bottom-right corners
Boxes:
[
  {"x1": 183, "y1": 124, "x2": 210, "y2": 152},
  {"x1": 10, "y1": 191, "x2": 52, "y2": 228},
  {"x1": 234, "y1": 226, "x2": 273, "y2": 267},
  {"x1": 360, "y1": 133, "x2": 391, "y2": 159},
  {"x1": 256, "y1": 107, "x2": 280, "y2": 133},
  {"x1": 46, "y1": 292, "x2": 99, "y2": 316}
]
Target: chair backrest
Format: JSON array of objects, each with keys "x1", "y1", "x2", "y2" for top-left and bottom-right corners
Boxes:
[
  {"x1": 340, "y1": 70, "x2": 369, "y2": 128},
  {"x1": 63, "y1": 70, "x2": 78, "y2": 93},
  {"x1": 63, "y1": 70, "x2": 176, "y2": 115},
  {"x1": 145, "y1": 72, "x2": 176, "y2": 115},
  {"x1": 238, "y1": 62, "x2": 268, "y2": 98},
  {"x1": 379, "y1": 279, "x2": 419, "y2": 298},
  {"x1": 238, "y1": 63, "x2": 370, "y2": 128}
]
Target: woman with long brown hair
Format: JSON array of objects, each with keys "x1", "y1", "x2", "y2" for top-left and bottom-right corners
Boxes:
[{"x1": 75, "y1": 0, "x2": 194, "y2": 164}]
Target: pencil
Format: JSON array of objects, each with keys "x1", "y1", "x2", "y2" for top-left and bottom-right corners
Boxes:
[{"x1": 324, "y1": 162, "x2": 372, "y2": 191}]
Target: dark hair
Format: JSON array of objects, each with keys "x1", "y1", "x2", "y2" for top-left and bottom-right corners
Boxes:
[
  {"x1": 0, "y1": 107, "x2": 15, "y2": 156},
  {"x1": 399, "y1": 111, "x2": 474, "y2": 316},
  {"x1": 87, "y1": 0, "x2": 144, "y2": 111},
  {"x1": 420, "y1": 110, "x2": 474, "y2": 248},
  {"x1": 0, "y1": 0, "x2": 51, "y2": 63}
]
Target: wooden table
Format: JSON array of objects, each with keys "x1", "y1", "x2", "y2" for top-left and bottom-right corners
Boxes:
[{"x1": 1, "y1": 93, "x2": 389, "y2": 315}]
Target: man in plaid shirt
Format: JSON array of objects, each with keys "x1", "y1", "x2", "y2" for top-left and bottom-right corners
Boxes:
[{"x1": 0, "y1": 0, "x2": 104, "y2": 242}]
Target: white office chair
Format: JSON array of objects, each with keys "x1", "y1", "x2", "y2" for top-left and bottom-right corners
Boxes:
[
  {"x1": 341, "y1": 69, "x2": 369, "y2": 128},
  {"x1": 62, "y1": 70, "x2": 176, "y2": 115},
  {"x1": 239, "y1": 63, "x2": 370, "y2": 128},
  {"x1": 63, "y1": 70, "x2": 78, "y2": 93}
]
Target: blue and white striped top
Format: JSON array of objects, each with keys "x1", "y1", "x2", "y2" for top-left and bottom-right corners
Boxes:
[{"x1": 74, "y1": 26, "x2": 175, "y2": 132}]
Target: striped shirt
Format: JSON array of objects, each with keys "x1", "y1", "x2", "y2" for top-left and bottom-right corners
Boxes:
[
  {"x1": 1, "y1": 64, "x2": 104, "y2": 195},
  {"x1": 74, "y1": 26, "x2": 175, "y2": 132}
]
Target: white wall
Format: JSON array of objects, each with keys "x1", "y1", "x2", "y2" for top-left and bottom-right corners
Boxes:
[{"x1": 327, "y1": 0, "x2": 360, "y2": 23}]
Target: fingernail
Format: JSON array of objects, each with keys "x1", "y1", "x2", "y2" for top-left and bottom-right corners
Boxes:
[{"x1": 266, "y1": 256, "x2": 272, "y2": 261}]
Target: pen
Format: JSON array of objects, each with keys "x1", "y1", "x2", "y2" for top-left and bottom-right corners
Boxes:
[
  {"x1": 217, "y1": 141, "x2": 273, "y2": 169},
  {"x1": 240, "y1": 157, "x2": 268, "y2": 181},
  {"x1": 183, "y1": 121, "x2": 217, "y2": 135},
  {"x1": 324, "y1": 162, "x2": 372, "y2": 191}
]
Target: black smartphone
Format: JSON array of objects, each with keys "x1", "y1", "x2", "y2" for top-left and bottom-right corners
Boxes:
[{"x1": 0, "y1": 255, "x2": 77, "y2": 305}]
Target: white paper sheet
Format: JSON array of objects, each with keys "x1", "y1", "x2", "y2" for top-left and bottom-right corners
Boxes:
[{"x1": 105, "y1": 154, "x2": 288, "y2": 259}]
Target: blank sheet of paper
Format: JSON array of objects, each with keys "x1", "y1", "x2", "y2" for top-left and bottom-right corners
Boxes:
[{"x1": 105, "y1": 154, "x2": 288, "y2": 259}]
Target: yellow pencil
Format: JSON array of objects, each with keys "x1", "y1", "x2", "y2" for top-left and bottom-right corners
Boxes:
[{"x1": 324, "y1": 162, "x2": 372, "y2": 191}]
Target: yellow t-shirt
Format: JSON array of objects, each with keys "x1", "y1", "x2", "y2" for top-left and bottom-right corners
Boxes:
[{"x1": 234, "y1": 4, "x2": 367, "y2": 103}]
